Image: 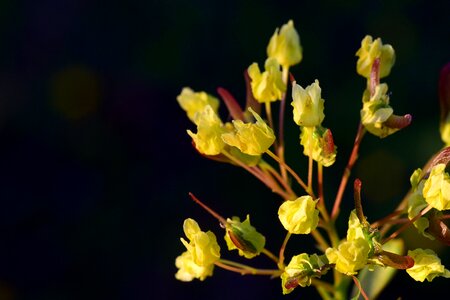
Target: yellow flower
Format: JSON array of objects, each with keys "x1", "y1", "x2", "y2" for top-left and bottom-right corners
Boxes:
[
  {"x1": 175, "y1": 218, "x2": 221, "y2": 282},
  {"x1": 360, "y1": 83, "x2": 399, "y2": 138},
  {"x1": 281, "y1": 253, "x2": 327, "y2": 294},
  {"x1": 406, "y1": 248, "x2": 450, "y2": 282},
  {"x1": 291, "y1": 80, "x2": 325, "y2": 127},
  {"x1": 299, "y1": 126, "x2": 336, "y2": 167},
  {"x1": 224, "y1": 215, "x2": 266, "y2": 259},
  {"x1": 180, "y1": 218, "x2": 221, "y2": 266},
  {"x1": 346, "y1": 210, "x2": 366, "y2": 241},
  {"x1": 267, "y1": 20, "x2": 302, "y2": 68},
  {"x1": 248, "y1": 57, "x2": 286, "y2": 103},
  {"x1": 325, "y1": 211, "x2": 372, "y2": 275},
  {"x1": 187, "y1": 105, "x2": 226, "y2": 155},
  {"x1": 355, "y1": 35, "x2": 395, "y2": 79},
  {"x1": 408, "y1": 187, "x2": 433, "y2": 239},
  {"x1": 423, "y1": 164, "x2": 450, "y2": 211},
  {"x1": 326, "y1": 238, "x2": 370, "y2": 275},
  {"x1": 175, "y1": 251, "x2": 214, "y2": 281},
  {"x1": 177, "y1": 87, "x2": 219, "y2": 123},
  {"x1": 278, "y1": 196, "x2": 319, "y2": 234},
  {"x1": 222, "y1": 108, "x2": 275, "y2": 155}
]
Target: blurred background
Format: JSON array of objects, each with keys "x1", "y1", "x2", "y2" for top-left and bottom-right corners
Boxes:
[{"x1": 0, "y1": 0, "x2": 449, "y2": 299}]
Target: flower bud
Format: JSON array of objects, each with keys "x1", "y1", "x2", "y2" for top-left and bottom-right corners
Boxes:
[
  {"x1": 267, "y1": 20, "x2": 303, "y2": 67},
  {"x1": 177, "y1": 87, "x2": 219, "y2": 123},
  {"x1": 291, "y1": 80, "x2": 325, "y2": 127},
  {"x1": 406, "y1": 248, "x2": 450, "y2": 282},
  {"x1": 248, "y1": 57, "x2": 286, "y2": 103},
  {"x1": 356, "y1": 35, "x2": 395, "y2": 79},
  {"x1": 278, "y1": 196, "x2": 319, "y2": 234},
  {"x1": 224, "y1": 215, "x2": 266, "y2": 259},
  {"x1": 222, "y1": 107, "x2": 275, "y2": 155}
]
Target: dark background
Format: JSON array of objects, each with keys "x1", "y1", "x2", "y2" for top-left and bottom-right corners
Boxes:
[{"x1": 0, "y1": 0, "x2": 449, "y2": 299}]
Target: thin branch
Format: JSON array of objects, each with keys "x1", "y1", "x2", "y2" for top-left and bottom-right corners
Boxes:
[
  {"x1": 222, "y1": 150, "x2": 290, "y2": 199},
  {"x1": 382, "y1": 205, "x2": 433, "y2": 244},
  {"x1": 331, "y1": 123, "x2": 365, "y2": 219},
  {"x1": 278, "y1": 232, "x2": 292, "y2": 269},
  {"x1": 261, "y1": 248, "x2": 279, "y2": 264},
  {"x1": 215, "y1": 260, "x2": 281, "y2": 276},
  {"x1": 352, "y1": 276, "x2": 369, "y2": 300},
  {"x1": 189, "y1": 193, "x2": 227, "y2": 225},
  {"x1": 266, "y1": 150, "x2": 313, "y2": 197}
]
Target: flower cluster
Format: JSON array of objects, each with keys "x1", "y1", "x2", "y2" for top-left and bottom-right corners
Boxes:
[{"x1": 175, "y1": 19, "x2": 450, "y2": 299}]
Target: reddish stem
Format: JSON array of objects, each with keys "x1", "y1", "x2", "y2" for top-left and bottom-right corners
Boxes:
[{"x1": 331, "y1": 123, "x2": 365, "y2": 219}]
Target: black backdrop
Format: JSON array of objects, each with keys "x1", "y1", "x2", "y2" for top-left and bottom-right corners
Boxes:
[{"x1": 0, "y1": 0, "x2": 449, "y2": 299}]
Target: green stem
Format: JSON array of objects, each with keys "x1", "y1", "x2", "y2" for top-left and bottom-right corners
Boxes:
[
  {"x1": 317, "y1": 287, "x2": 333, "y2": 300},
  {"x1": 265, "y1": 101, "x2": 276, "y2": 144},
  {"x1": 262, "y1": 248, "x2": 279, "y2": 264},
  {"x1": 311, "y1": 229, "x2": 330, "y2": 252},
  {"x1": 278, "y1": 232, "x2": 292, "y2": 269},
  {"x1": 312, "y1": 279, "x2": 335, "y2": 293},
  {"x1": 259, "y1": 161, "x2": 296, "y2": 199},
  {"x1": 216, "y1": 259, "x2": 281, "y2": 276}
]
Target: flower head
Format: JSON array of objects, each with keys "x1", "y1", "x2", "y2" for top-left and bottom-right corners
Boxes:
[
  {"x1": 267, "y1": 20, "x2": 302, "y2": 68},
  {"x1": 281, "y1": 253, "x2": 328, "y2": 294},
  {"x1": 356, "y1": 35, "x2": 395, "y2": 79},
  {"x1": 187, "y1": 105, "x2": 226, "y2": 155},
  {"x1": 248, "y1": 57, "x2": 286, "y2": 103},
  {"x1": 423, "y1": 164, "x2": 450, "y2": 211},
  {"x1": 278, "y1": 196, "x2": 319, "y2": 234},
  {"x1": 180, "y1": 218, "x2": 221, "y2": 266},
  {"x1": 222, "y1": 107, "x2": 275, "y2": 155},
  {"x1": 175, "y1": 218, "x2": 220, "y2": 281},
  {"x1": 360, "y1": 83, "x2": 402, "y2": 138},
  {"x1": 326, "y1": 238, "x2": 370, "y2": 276},
  {"x1": 406, "y1": 248, "x2": 450, "y2": 282},
  {"x1": 175, "y1": 251, "x2": 215, "y2": 282},
  {"x1": 299, "y1": 126, "x2": 336, "y2": 167},
  {"x1": 224, "y1": 215, "x2": 266, "y2": 259},
  {"x1": 325, "y1": 210, "x2": 372, "y2": 275},
  {"x1": 291, "y1": 80, "x2": 325, "y2": 127},
  {"x1": 177, "y1": 87, "x2": 220, "y2": 123}
]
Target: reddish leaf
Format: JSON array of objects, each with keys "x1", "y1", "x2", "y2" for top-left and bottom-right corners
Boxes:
[{"x1": 217, "y1": 87, "x2": 245, "y2": 121}]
